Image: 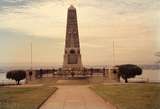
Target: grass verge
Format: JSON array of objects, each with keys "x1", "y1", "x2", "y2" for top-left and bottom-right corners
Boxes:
[
  {"x1": 0, "y1": 86, "x2": 57, "y2": 109},
  {"x1": 91, "y1": 83, "x2": 160, "y2": 109}
]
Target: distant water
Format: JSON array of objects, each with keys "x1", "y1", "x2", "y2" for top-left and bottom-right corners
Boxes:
[
  {"x1": 0, "y1": 69, "x2": 160, "y2": 83},
  {"x1": 0, "y1": 72, "x2": 15, "y2": 83},
  {"x1": 127, "y1": 70, "x2": 160, "y2": 83}
]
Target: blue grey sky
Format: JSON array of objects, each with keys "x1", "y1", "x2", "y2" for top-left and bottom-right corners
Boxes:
[{"x1": 0, "y1": 0, "x2": 159, "y2": 67}]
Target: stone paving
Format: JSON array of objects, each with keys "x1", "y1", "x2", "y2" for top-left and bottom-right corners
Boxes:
[{"x1": 40, "y1": 85, "x2": 116, "y2": 109}]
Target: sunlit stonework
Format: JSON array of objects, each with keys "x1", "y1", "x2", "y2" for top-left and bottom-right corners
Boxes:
[{"x1": 63, "y1": 5, "x2": 83, "y2": 70}]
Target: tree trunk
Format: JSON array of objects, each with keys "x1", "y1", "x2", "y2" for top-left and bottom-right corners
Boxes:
[
  {"x1": 17, "y1": 80, "x2": 20, "y2": 85},
  {"x1": 125, "y1": 78, "x2": 128, "y2": 83}
]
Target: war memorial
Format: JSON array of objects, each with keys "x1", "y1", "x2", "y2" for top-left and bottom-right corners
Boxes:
[
  {"x1": 25, "y1": 5, "x2": 120, "y2": 83},
  {"x1": 1, "y1": 2, "x2": 159, "y2": 109}
]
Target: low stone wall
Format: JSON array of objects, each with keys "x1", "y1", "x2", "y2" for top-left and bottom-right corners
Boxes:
[
  {"x1": 26, "y1": 70, "x2": 36, "y2": 83},
  {"x1": 106, "y1": 69, "x2": 120, "y2": 82},
  {"x1": 25, "y1": 68, "x2": 120, "y2": 83}
]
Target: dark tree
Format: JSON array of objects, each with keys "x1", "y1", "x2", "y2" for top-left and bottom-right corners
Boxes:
[
  {"x1": 39, "y1": 69, "x2": 43, "y2": 78},
  {"x1": 117, "y1": 64, "x2": 142, "y2": 83},
  {"x1": 90, "y1": 68, "x2": 93, "y2": 77},
  {"x1": 103, "y1": 68, "x2": 105, "y2": 77},
  {"x1": 6, "y1": 70, "x2": 26, "y2": 85}
]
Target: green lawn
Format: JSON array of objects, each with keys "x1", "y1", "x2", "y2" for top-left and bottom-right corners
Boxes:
[
  {"x1": 91, "y1": 83, "x2": 160, "y2": 109},
  {"x1": 0, "y1": 86, "x2": 57, "y2": 109}
]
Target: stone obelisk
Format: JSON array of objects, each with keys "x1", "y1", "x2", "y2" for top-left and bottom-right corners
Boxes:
[{"x1": 63, "y1": 5, "x2": 83, "y2": 70}]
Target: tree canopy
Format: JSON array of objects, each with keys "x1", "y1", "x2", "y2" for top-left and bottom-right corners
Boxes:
[
  {"x1": 117, "y1": 64, "x2": 142, "y2": 83},
  {"x1": 6, "y1": 70, "x2": 26, "y2": 85}
]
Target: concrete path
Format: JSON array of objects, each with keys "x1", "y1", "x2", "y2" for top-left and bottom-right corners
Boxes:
[{"x1": 40, "y1": 85, "x2": 116, "y2": 109}]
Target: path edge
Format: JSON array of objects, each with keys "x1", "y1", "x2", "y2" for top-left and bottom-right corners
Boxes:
[
  {"x1": 89, "y1": 86, "x2": 119, "y2": 109},
  {"x1": 37, "y1": 87, "x2": 58, "y2": 109}
]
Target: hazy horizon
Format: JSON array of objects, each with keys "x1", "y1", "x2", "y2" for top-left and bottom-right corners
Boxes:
[{"x1": 0, "y1": 0, "x2": 160, "y2": 66}]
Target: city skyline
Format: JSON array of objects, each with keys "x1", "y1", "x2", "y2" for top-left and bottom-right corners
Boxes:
[{"x1": 0, "y1": 0, "x2": 159, "y2": 66}]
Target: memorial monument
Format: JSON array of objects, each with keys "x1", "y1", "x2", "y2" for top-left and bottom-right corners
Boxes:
[{"x1": 63, "y1": 5, "x2": 83, "y2": 70}]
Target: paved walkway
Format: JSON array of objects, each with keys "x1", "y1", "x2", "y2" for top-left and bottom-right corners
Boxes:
[{"x1": 40, "y1": 85, "x2": 116, "y2": 109}]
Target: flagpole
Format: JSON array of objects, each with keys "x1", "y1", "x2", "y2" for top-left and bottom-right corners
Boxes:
[
  {"x1": 113, "y1": 40, "x2": 115, "y2": 67},
  {"x1": 30, "y1": 42, "x2": 32, "y2": 71}
]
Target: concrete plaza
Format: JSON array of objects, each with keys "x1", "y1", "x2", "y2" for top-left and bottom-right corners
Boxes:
[{"x1": 40, "y1": 85, "x2": 116, "y2": 109}]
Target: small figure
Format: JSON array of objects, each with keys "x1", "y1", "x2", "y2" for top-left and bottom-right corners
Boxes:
[{"x1": 29, "y1": 71, "x2": 33, "y2": 80}]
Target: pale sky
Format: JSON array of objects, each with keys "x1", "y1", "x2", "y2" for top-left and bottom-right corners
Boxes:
[{"x1": 0, "y1": 0, "x2": 160, "y2": 67}]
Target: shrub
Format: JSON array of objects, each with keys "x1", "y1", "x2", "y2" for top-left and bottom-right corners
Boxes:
[
  {"x1": 6, "y1": 70, "x2": 26, "y2": 85},
  {"x1": 117, "y1": 64, "x2": 142, "y2": 83}
]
